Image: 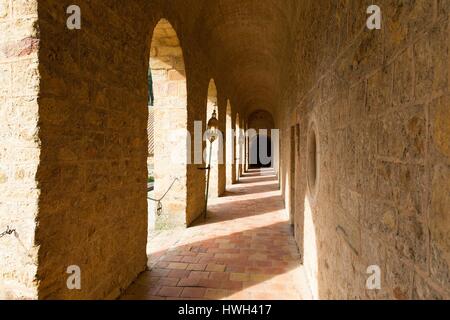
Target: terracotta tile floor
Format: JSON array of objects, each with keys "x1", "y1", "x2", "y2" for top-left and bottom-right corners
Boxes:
[{"x1": 120, "y1": 168, "x2": 311, "y2": 300}]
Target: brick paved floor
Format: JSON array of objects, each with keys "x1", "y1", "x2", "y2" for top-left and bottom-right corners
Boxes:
[{"x1": 120, "y1": 168, "x2": 311, "y2": 300}]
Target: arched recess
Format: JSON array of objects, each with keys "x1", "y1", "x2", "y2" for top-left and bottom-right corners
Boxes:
[
  {"x1": 148, "y1": 19, "x2": 188, "y2": 229},
  {"x1": 205, "y1": 79, "x2": 222, "y2": 199},
  {"x1": 225, "y1": 100, "x2": 233, "y2": 187}
]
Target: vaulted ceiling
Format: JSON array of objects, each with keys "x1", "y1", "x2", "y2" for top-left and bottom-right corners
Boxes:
[
  {"x1": 197, "y1": 0, "x2": 297, "y2": 119},
  {"x1": 159, "y1": 0, "x2": 298, "y2": 121}
]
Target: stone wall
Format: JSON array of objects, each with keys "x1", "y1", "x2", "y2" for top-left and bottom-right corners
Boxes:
[
  {"x1": 0, "y1": 0, "x2": 40, "y2": 299},
  {"x1": 230, "y1": 109, "x2": 238, "y2": 185},
  {"x1": 216, "y1": 89, "x2": 227, "y2": 196},
  {"x1": 33, "y1": 0, "x2": 155, "y2": 299},
  {"x1": 235, "y1": 113, "x2": 242, "y2": 181},
  {"x1": 281, "y1": 0, "x2": 450, "y2": 299},
  {"x1": 239, "y1": 118, "x2": 246, "y2": 176}
]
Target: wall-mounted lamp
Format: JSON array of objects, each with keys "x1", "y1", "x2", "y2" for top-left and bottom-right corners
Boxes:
[{"x1": 206, "y1": 109, "x2": 219, "y2": 142}]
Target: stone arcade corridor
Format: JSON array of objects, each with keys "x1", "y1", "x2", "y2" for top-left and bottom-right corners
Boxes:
[
  {"x1": 121, "y1": 169, "x2": 310, "y2": 300},
  {"x1": 0, "y1": 0, "x2": 449, "y2": 300}
]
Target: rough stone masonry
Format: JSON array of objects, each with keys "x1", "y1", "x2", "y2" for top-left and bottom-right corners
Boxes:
[{"x1": 0, "y1": 0, "x2": 449, "y2": 300}]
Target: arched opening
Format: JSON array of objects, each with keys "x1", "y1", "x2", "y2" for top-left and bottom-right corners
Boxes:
[
  {"x1": 205, "y1": 79, "x2": 222, "y2": 199},
  {"x1": 148, "y1": 19, "x2": 188, "y2": 230}
]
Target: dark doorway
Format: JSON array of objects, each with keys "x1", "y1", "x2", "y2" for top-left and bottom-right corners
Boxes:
[{"x1": 250, "y1": 134, "x2": 272, "y2": 168}]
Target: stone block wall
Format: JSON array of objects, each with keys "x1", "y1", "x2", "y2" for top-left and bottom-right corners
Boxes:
[
  {"x1": 33, "y1": 0, "x2": 153, "y2": 299},
  {"x1": 281, "y1": 0, "x2": 450, "y2": 299},
  {"x1": 225, "y1": 100, "x2": 233, "y2": 187},
  {"x1": 230, "y1": 109, "x2": 238, "y2": 185},
  {"x1": 0, "y1": 0, "x2": 40, "y2": 299},
  {"x1": 217, "y1": 89, "x2": 228, "y2": 196}
]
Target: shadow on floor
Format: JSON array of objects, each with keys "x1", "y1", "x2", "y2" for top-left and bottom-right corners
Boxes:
[{"x1": 120, "y1": 169, "x2": 310, "y2": 300}]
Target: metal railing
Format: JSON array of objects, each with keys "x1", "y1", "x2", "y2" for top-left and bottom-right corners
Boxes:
[{"x1": 147, "y1": 177, "x2": 179, "y2": 216}]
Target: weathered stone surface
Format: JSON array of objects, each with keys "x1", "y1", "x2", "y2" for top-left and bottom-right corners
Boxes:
[
  {"x1": 412, "y1": 273, "x2": 443, "y2": 300},
  {"x1": 393, "y1": 49, "x2": 414, "y2": 106},
  {"x1": 0, "y1": 0, "x2": 40, "y2": 300},
  {"x1": 367, "y1": 65, "x2": 393, "y2": 116},
  {"x1": 378, "y1": 105, "x2": 426, "y2": 161},
  {"x1": 430, "y1": 95, "x2": 450, "y2": 160},
  {"x1": 1, "y1": 0, "x2": 449, "y2": 300},
  {"x1": 280, "y1": 0, "x2": 450, "y2": 300},
  {"x1": 429, "y1": 164, "x2": 450, "y2": 289}
]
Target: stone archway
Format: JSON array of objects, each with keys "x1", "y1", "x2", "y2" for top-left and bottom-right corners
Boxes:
[{"x1": 149, "y1": 19, "x2": 188, "y2": 230}]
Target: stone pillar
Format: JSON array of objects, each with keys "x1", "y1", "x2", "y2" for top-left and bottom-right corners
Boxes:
[
  {"x1": 225, "y1": 101, "x2": 233, "y2": 187},
  {"x1": 235, "y1": 113, "x2": 241, "y2": 182},
  {"x1": 217, "y1": 94, "x2": 227, "y2": 196},
  {"x1": 244, "y1": 122, "x2": 249, "y2": 172},
  {"x1": 239, "y1": 118, "x2": 245, "y2": 176}
]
